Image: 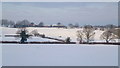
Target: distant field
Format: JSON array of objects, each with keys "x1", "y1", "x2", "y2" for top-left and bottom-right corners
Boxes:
[{"x1": 1, "y1": 27, "x2": 104, "y2": 42}]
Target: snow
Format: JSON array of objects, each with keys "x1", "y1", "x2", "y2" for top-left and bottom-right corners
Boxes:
[
  {"x1": 1, "y1": 27, "x2": 105, "y2": 42},
  {"x1": 1, "y1": 27, "x2": 118, "y2": 66},
  {"x1": 94, "y1": 30, "x2": 104, "y2": 41},
  {"x1": 1, "y1": 37, "x2": 58, "y2": 42},
  {"x1": 2, "y1": 44, "x2": 118, "y2": 66}
]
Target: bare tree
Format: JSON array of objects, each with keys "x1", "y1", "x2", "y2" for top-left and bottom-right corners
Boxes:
[
  {"x1": 100, "y1": 30, "x2": 117, "y2": 43},
  {"x1": 83, "y1": 25, "x2": 95, "y2": 43},
  {"x1": 57, "y1": 22, "x2": 61, "y2": 26},
  {"x1": 16, "y1": 28, "x2": 31, "y2": 43},
  {"x1": 31, "y1": 29, "x2": 45, "y2": 38},
  {"x1": 65, "y1": 37, "x2": 71, "y2": 43},
  {"x1": 111, "y1": 28, "x2": 120, "y2": 39},
  {"x1": 1, "y1": 19, "x2": 15, "y2": 27},
  {"x1": 77, "y1": 25, "x2": 95, "y2": 43},
  {"x1": 115, "y1": 28, "x2": 120, "y2": 39},
  {"x1": 9, "y1": 20, "x2": 15, "y2": 27},
  {"x1": 100, "y1": 24, "x2": 118, "y2": 43},
  {"x1": 105, "y1": 24, "x2": 116, "y2": 30},
  {"x1": 31, "y1": 29, "x2": 40, "y2": 36},
  {"x1": 38, "y1": 22, "x2": 44, "y2": 27},
  {"x1": 1, "y1": 19, "x2": 9, "y2": 27},
  {"x1": 16, "y1": 20, "x2": 30, "y2": 27},
  {"x1": 76, "y1": 30, "x2": 84, "y2": 43},
  {"x1": 74, "y1": 23, "x2": 79, "y2": 28},
  {"x1": 68, "y1": 23, "x2": 74, "y2": 28}
]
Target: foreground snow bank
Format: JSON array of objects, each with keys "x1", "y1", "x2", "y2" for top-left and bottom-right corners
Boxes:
[{"x1": 2, "y1": 44, "x2": 118, "y2": 66}]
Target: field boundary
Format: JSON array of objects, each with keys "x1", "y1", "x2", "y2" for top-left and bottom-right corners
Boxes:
[{"x1": 0, "y1": 41, "x2": 120, "y2": 45}]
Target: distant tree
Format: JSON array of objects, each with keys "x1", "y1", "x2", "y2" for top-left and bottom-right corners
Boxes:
[
  {"x1": 57, "y1": 22, "x2": 61, "y2": 26},
  {"x1": 50, "y1": 24, "x2": 52, "y2": 27},
  {"x1": 22, "y1": 20, "x2": 30, "y2": 25},
  {"x1": 74, "y1": 23, "x2": 79, "y2": 28},
  {"x1": 1, "y1": 19, "x2": 9, "y2": 27},
  {"x1": 38, "y1": 22, "x2": 44, "y2": 27},
  {"x1": 76, "y1": 30, "x2": 84, "y2": 43},
  {"x1": 1, "y1": 19, "x2": 15, "y2": 27},
  {"x1": 9, "y1": 21, "x2": 15, "y2": 27},
  {"x1": 68, "y1": 23, "x2": 74, "y2": 28},
  {"x1": 56, "y1": 22, "x2": 65, "y2": 28},
  {"x1": 16, "y1": 20, "x2": 30, "y2": 27},
  {"x1": 65, "y1": 37, "x2": 71, "y2": 43},
  {"x1": 105, "y1": 24, "x2": 116, "y2": 32},
  {"x1": 100, "y1": 27, "x2": 105, "y2": 31},
  {"x1": 83, "y1": 25, "x2": 95, "y2": 43},
  {"x1": 29, "y1": 22, "x2": 35, "y2": 27}
]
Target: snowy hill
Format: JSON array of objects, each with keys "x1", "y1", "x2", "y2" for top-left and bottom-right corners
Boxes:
[{"x1": 1, "y1": 27, "x2": 104, "y2": 42}]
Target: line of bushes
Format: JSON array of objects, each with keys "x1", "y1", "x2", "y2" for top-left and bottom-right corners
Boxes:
[{"x1": 1, "y1": 41, "x2": 119, "y2": 45}]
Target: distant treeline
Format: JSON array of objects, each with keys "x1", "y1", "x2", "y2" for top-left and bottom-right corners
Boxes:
[{"x1": 0, "y1": 19, "x2": 119, "y2": 28}]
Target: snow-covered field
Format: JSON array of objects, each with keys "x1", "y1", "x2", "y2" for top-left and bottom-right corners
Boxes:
[
  {"x1": 2, "y1": 44, "x2": 118, "y2": 66},
  {"x1": 1, "y1": 27, "x2": 104, "y2": 42},
  {"x1": 0, "y1": 27, "x2": 118, "y2": 66},
  {"x1": 1, "y1": 37, "x2": 58, "y2": 42}
]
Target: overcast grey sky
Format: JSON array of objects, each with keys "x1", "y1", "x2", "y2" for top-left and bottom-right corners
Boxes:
[{"x1": 2, "y1": 2, "x2": 118, "y2": 26}]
